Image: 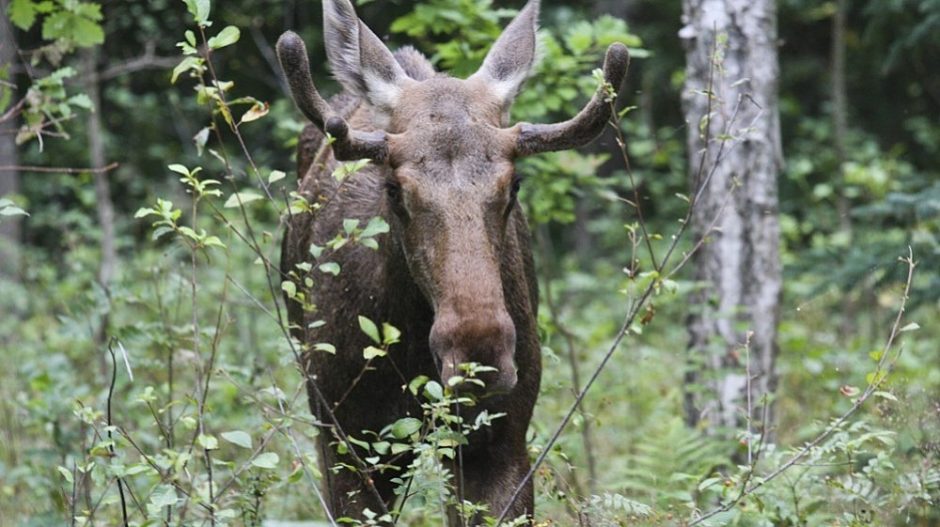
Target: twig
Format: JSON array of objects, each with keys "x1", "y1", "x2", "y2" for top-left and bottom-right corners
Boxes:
[
  {"x1": 69, "y1": 462, "x2": 77, "y2": 527},
  {"x1": 106, "y1": 339, "x2": 131, "y2": 527},
  {"x1": 97, "y1": 42, "x2": 178, "y2": 81},
  {"x1": 609, "y1": 103, "x2": 658, "y2": 270},
  {"x1": 537, "y1": 226, "x2": 594, "y2": 495},
  {"x1": 0, "y1": 162, "x2": 119, "y2": 173},
  {"x1": 0, "y1": 97, "x2": 26, "y2": 123}
]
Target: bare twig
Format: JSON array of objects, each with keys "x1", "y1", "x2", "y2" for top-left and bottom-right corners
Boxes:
[
  {"x1": 106, "y1": 339, "x2": 130, "y2": 527},
  {"x1": 536, "y1": 226, "x2": 594, "y2": 496},
  {"x1": 0, "y1": 98, "x2": 26, "y2": 123},
  {"x1": 97, "y1": 42, "x2": 178, "y2": 81},
  {"x1": 0, "y1": 162, "x2": 119, "y2": 173}
]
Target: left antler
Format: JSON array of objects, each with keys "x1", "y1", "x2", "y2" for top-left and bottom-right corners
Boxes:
[{"x1": 513, "y1": 43, "x2": 630, "y2": 156}]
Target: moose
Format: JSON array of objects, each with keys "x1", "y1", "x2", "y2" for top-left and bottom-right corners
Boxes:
[{"x1": 277, "y1": 0, "x2": 628, "y2": 522}]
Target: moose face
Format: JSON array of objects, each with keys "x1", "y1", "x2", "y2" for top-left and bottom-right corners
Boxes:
[
  {"x1": 276, "y1": 0, "x2": 629, "y2": 395},
  {"x1": 384, "y1": 78, "x2": 523, "y2": 393}
]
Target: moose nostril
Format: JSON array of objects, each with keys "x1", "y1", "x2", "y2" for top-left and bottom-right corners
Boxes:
[{"x1": 429, "y1": 309, "x2": 517, "y2": 393}]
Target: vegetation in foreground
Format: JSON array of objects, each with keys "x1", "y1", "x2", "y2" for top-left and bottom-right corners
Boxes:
[{"x1": 0, "y1": 0, "x2": 938, "y2": 525}]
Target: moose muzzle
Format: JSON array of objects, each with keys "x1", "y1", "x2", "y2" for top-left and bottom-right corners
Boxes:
[{"x1": 429, "y1": 306, "x2": 518, "y2": 395}]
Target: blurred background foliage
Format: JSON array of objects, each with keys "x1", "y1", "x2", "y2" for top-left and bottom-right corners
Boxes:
[{"x1": 0, "y1": 0, "x2": 937, "y2": 525}]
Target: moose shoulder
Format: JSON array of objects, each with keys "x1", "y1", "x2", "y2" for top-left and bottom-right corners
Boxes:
[{"x1": 277, "y1": 0, "x2": 629, "y2": 523}]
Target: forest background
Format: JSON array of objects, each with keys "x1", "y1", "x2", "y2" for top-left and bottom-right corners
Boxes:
[{"x1": 0, "y1": 0, "x2": 938, "y2": 525}]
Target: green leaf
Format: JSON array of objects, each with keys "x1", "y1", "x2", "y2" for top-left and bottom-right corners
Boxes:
[
  {"x1": 343, "y1": 218, "x2": 360, "y2": 235},
  {"x1": 360, "y1": 216, "x2": 390, "y2": 238},
  {"x1": 408, "y1": 375, "x2": 429, "y2": 396},
  {"x1": 183, "y1": 0, "x2": 211, "y2": 26},
  {"x1": 281, "y1": 280, "x2": 296, "y2": 298},
  {"x1": 866, "y1": 370, "x2": 888, "y2": 386},
  {"x1": 224, "y1": 190, "x2": 263, "y2": 208},
  {"x1": 382, "y1": 323, "x2": 401, "y2": 345},
  {"x1": 251, "y1": 452, "x2": 279, "y2": 469},
  {"x1": 314, "y1": 343, "x2": 336, "y2": 354},
  {"x1": 167, "y1": 164, "x2": 190, "y2": 176},
  {"x1": 9, "y1": 0, "x2": 38, "y2": 30},
  {"x1": 332, "y1": 159, "x2": 370, "y2": 181},
  {"x1": 0, "y1": 203, "x2": 28, "y2": 217},
  {"x1": 358, "y1": 316, "x2": 381, "y2": 344},
  {"x1": 424, "y1": 381, "x2": 444, "y2": 401},
  {"x1": 207, "y1": 25, "x2": 240, "y2": 49},
  {"x1": 363, "y1": 346, "x2": 386, "y2": 360},
  {"x1": 268, "y1": 170, "x2": 286, "y2": 184},
  {"x1": 171, "y1": 56, "x2": 203, "y2": 84},
  {"x1": 319, "y1": 262, "x2": 341, "y2": 276},
  {"x1": 193, "y1": 127, "x2": 211, "y2": 156},
  {"x1": 221, "y1": 431, "x2": 252, "y2": 449},
  {"x1": 67, "y1": 93, "x2": 93, "y2": 109},
  {"x1": 41, "y1": 8, "x2": 104, "y2": 47},
  {"x1": 390, "y1": 417, "x2": 422, "y2": 439},
  {"x1": 56, "y1": 465, "x2": 73, "y2": 484},
  {"x1": 197, "y1": 434, "x2": 218, "y2": 450},
  {"x1": 873, "y1": 390, "x2": 898, "y2": 402},
  {"x1": 899, "y1": 322, "x2": 920, "y2": 332},
  {"x1": 149, "y1": 484, "x2": 179, "y2": 509}
]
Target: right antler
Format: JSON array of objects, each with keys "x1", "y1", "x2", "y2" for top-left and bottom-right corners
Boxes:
[
  {"x1": 513, "y1": 42, "x2": 630, "y2": 156},
  {"x1": 276, "y1": 31, "x2": 389, "y2": 162}
]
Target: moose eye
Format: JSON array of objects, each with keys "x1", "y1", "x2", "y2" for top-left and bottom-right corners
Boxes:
[
  {"x1": 505, "y1": 173, "x2": 523, "y2": 217},
  {"x1": 509, "y1": 173, "x2": 523, "y2": 200},
  {"x1": 386, "y1": 179, "x2": 402, "y2": 202}
]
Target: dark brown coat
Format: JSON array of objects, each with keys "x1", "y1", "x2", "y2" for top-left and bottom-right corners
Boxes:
[{"x1": 277, "y1": 0, "x2": 628, "y2": 522}]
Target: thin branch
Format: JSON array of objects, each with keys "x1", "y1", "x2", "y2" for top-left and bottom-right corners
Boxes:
[
  {"x1": 97, "y1": 43, "x2": 178, "y2": 81},
  {"x1": 0, "y1": 97, "x2": 26, "y2": 123},
  {"x1": 537, "y1": 226, "x2": 594, "y2": 496},
  {"x1": 106, "y1": 339, "x2": 130, "y2": 527},
  {"x1": 0, "y1": 161, "x2": 119, "y2": 173}
]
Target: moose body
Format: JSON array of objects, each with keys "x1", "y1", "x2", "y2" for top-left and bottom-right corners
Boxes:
[{"x1": 277, "y1": 0, "x2": 628, "y2": 523}]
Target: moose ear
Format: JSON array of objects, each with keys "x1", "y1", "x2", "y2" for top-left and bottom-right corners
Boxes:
[
  {"x1": 469, "y1": 0, "x2": 539, "y2": 110},
  {"x1": 323, "y1": 0, "x2": 409, "y2": 116}
]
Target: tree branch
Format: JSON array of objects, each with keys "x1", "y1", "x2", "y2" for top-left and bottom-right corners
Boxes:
[{"x1": 0, "y1": 162, "x2": 119, "y2": 173}]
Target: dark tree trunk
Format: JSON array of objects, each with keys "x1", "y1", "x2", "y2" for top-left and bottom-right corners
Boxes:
[
  {"x1": 0, "y1": 13, "x2": 20, "y2": 278},
  {"x1": 831, "y1": 0, "x2": 857, "y2": 337},
  {"x1": 680, "y1": 0, "x2": 783, "y2": 435}
]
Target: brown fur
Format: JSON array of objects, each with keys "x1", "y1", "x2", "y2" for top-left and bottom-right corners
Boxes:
[
  {"x1": 281, "y1": 41, "x2": 540, "y2": 527},
  {"x1": 278, "y1": 0, "x2": 628, "y2": 523}
]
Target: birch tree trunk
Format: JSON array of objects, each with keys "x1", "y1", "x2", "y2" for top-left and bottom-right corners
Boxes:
[
  {"x1": 82, "y1": 48, "x2": 116, "y2": 289},
  {"x1": 679, "y1": 0, "x2": 783, "y2": 435},
  {"x1": 0, "y1": 14, "x2": 20, "y2": 278}
]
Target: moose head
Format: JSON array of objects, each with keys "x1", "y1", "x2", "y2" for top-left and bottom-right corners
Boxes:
[{"x1": 277, "y1": 0, "x2": 629, "y2": 395}]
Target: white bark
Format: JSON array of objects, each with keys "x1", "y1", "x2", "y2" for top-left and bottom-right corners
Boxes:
[
  {"x1": 680, "y1": 0, "x2": 783, "y2": 434},
  {"x1": 82, "y1": 48, "x2": 117, "y2": 288},
  {"x1": 1, "y1": 15, "x2": 20, "y2": 277}
]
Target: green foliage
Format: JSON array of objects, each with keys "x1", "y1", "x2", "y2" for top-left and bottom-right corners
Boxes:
[
  {"x1": 1, "y1": 0, "x2": 938, "y2": 525},
  {"x1": 0, "y1": 197, "x2": 29, "y2": 219},
  {"x1": 389, "y1": 0, "x2": 515, "y2": 76},
  {"x1": 8, "y1": 0, "x2": 104, "y2": 47}
]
